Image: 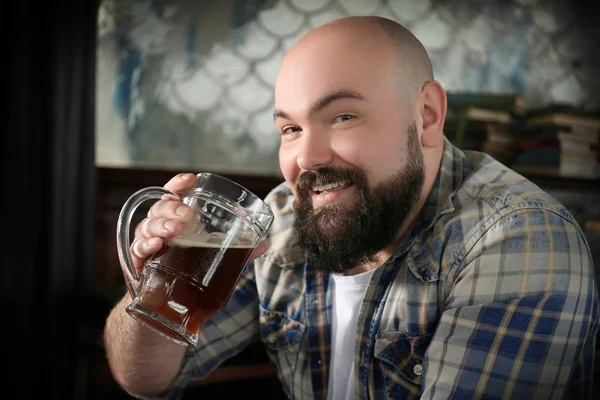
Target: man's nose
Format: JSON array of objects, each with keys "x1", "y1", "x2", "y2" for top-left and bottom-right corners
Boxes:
[{"x1": 296, "y1": 129, "x2": 334, "y2": 171}]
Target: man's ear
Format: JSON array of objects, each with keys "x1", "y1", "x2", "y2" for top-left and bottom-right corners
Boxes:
[{"x1": 419, "y1": 81, "x2": 446, "y2": 148}]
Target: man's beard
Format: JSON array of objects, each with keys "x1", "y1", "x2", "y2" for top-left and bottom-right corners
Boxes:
[{"x1": 293, "y1": 122, "x2": 425, "y2": 274}]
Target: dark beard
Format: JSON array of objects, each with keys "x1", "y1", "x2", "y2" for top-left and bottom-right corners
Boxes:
[{"x1": 293, "y1": 123, "x2": 425, "y2": 274}]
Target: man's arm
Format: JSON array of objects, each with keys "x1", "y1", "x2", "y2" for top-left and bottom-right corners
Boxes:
[
  {"x1": 104, "y1": 295, "x2": 187, "y2": 397},
  {"x1": 104, "y1": 171, "x2": 269, "y2": 399},
  {"x1": 423, "y1": 208, "x2": 600, "y2": 399},
  {"x1": 104, "y1": 261, "x2": 261, "y2": 399}
]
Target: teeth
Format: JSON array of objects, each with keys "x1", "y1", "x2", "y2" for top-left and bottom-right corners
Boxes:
[{"x1": 312, "y1": 181, "x2": 346, "y2": 193}]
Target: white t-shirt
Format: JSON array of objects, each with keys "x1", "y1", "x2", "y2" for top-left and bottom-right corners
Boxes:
[{"x1": 327, "y1": 268, "x2": 377, "y2": 400}]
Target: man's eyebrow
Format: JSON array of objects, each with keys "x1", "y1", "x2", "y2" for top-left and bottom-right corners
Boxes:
[
  {"x1": 273, "y1": 89, "x2": 369, "y2": 121},
  {"x1": 310, "y1": 89, "x2": 369, "y2": 113},
  {"x1": 273, "y1": 109, "x2": 290, "y2": 121}
]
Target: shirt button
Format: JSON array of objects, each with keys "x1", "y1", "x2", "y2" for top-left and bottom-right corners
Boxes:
[
  {"x1": 413, "y1": 363, "x2": 423, "y2": 376},
  {"x1": 267, "y1": 334, "x2": 277, "y2": 343}
]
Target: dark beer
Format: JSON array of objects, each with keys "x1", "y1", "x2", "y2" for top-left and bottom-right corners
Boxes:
[{"x1": 131, "y1": 236, "x2": 255, "y2": 345}]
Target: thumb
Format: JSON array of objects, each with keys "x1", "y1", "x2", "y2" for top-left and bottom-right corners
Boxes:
[{"x1": 252, "y1": 241, "x2": 268, "y2": 260}]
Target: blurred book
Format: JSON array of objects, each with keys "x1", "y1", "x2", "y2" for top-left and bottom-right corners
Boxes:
[
  {"x1": 525, "y1": 103, "x2": 599, "y2": 126},
  {"x1": 557, "y1": 131, "x2": 599, "y2": 179},
  {"x1": 511, "y1": 132, "x2": 561, "y2": 176},
  {"x1": 584, "y1": 218, "x2": 600, "y2": 233},
  {"x1": 482, "y1": 123, "x2": 516, "y2": 166},
  {"x1": 445, "y1": 91, "x2": 526, "y2": 151},
  {"x1": 446, "y1": 91, "x2": 527, "y2": 117},
  {"x1": 445, "y1": 95, "x2": 600, "y2": 181},
  {"x1": 512, "y1": 104, "x2": 599, "y2": 179}
]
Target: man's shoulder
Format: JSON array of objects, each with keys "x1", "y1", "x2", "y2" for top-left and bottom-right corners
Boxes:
[
  {"x1": 259, "y1": 181, "x2": 305, "y2": 269},
  {"x1": 263, "y1": 180, "x2": 295, "y2": 214},
  {"x1": 457, "y1": 151, "x2": 571, "y2": 218},
  {"x1": 430, "y1": 151, "x2": 578, "y2": 256},
  {"x1": 420, "y1": 151, "x2": 582, "y2": 282}
]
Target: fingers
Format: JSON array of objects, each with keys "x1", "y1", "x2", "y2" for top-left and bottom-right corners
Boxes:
[
  {"x1": 163, "y1": 173, "x2": 196, "y2": 196},
  {"x1": 130, "y1": 237, "x2": 163, "y2": 273},
  {"x1": 147, "y1": 173, "x2": 196, "y2": 219},
  {"x1": 132, "y1": 199, "x2": 192, "y2": 273},
  {"x1": 124, "y1": 173, "x2": 196, "y2": 276},
  {"x1": 123, "y1": 172, "x2": 272, "y2": 284},
  {"x1": 251, "y1": 241, "x2": 268, "y2": 260},
  {"x1": 135, "y1": 216, "x2": 184, "y2": 239},
  {"x1": 147, "y1": 198, "x2": 194, "y2": 221}
]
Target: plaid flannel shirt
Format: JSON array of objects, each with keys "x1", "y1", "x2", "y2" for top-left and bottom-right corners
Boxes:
[{"x1": 148, "y1": 138, "x2": 599, "y2": 400}]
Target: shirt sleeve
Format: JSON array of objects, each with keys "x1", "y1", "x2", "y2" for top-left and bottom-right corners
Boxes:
[
  {"x1": 422, "y1": 207, "x2": 600, "y2": 400},
  {"x1": 146, "y1": 260, "x2": 261, "y2": 400}
]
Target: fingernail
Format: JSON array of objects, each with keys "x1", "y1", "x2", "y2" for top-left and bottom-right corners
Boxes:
[
  {"x1": 147, "y1": 237, "x2": 161, "y2": 247},
  {"x1": 176, "y1": 205, "x2": 190, "y2": 217},
  {"x1": 180, "y1": 173, "x2": 193, "y2": 180},
  {"x1": 164, "y1": 220, "x2": 179, "y2": 232}
]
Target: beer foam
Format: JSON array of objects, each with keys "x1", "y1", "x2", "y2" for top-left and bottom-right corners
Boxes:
[{"x1": 167, "y1": 235, "x2": 255, "y2": 249}]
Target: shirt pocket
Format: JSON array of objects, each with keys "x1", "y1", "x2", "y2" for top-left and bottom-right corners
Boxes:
[
  {"x1": 259, "y1": 305, "x2": 305, "y2": 353},
  {"x1": 373, "y1": 331, "x2": 433, "y2": 399},
  {"x1": 259, "y1": 306, "x2": 306, "y2": 399}
]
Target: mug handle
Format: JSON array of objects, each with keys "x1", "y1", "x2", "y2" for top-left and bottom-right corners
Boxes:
[{"x1": 116, "y1": 186, "x2": 179, "y2": 298}]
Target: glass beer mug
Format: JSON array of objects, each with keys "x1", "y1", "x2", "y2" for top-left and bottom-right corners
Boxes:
[{"x1": 116, "y1": 173, "x2": 274, "y2": 346}]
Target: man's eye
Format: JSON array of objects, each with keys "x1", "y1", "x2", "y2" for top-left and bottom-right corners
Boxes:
[
  {"x1": 282, "y1": 126, "x2": 300, "y2": 135},
  {"x1": 333, "y1": 114, "x2": 354, "y2": 123}
]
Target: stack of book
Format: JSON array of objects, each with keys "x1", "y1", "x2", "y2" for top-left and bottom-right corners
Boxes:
[
  {"x1": 481, "y1": 123, "x2": 517, "y2": 166},
  {"x1": 444, "y1": 94, "x2": 599, "y2": 180},
  {"x1": 558, "y1": 130, "x2": 598, "y2": 179},
  {"x1": 444, "y1": 91, "x2": 526, "y2": 158},
  {"x1": 512, "y1": 105, "x2": 599, "y2": 179}
]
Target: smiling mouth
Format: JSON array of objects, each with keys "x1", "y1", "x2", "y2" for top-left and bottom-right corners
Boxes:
[{"x1": 312, "y1": 181, "x2": 350, "y2": 194}]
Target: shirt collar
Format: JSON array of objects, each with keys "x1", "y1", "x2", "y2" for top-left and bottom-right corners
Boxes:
[
  {"x1": 418, "y1": 137, "x2": 466, "y2": 231},
  {"x1": 390, "y1": 137, "x2": 467, "y2": 261}
]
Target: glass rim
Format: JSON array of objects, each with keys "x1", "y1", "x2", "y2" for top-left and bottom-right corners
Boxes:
[{"x1": 185, "y1": 172, "x2": 274, "y2": 238}]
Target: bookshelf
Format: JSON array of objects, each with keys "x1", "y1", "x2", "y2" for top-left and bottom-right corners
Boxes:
[
  {"x1": 445, "y1": 92, "x2": 600, "y2": 182},
  {"x1": 519, "y1": 174, "x2": 599, "y2": 191}
]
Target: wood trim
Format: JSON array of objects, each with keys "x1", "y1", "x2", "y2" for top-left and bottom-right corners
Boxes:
[
  {"x1": 97, "y1": 166, "x2": 600, "y2": 194},
  {"x1": 97, "y1": 166, "x2": 284, "y2": 203},
  {"x1": 523, "y1": 175, "x2": 600, "y2": 191},
  {"x1": 190, "y1": 363, "x2": 277, "y2": 386}
]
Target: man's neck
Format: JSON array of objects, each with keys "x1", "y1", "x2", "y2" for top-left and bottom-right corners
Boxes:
[{"x1": 340, "y1": 210, "x2": 418, "y2": 276}]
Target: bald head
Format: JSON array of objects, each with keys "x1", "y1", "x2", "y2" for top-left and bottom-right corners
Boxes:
[
  {"x1": 277, "y1": 16, "x2": 433, "y2": 103},
  {"x1": 357, "y1": 16, "x2": 434, "y2": 95},
  {"x1": 275, "y1": 17, "x2": 447, "y2": 261}
]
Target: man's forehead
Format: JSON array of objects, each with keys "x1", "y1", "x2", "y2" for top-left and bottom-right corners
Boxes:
[
  {"x1": 276, "y1": 25, "x2": 396, "y2": 82},
  {"x1": 273, "y1": 88, "x2": 370, "y2": 121},
  {"x1": 274, "y1": 65, "x2": 397, "y2": 115},
  {"x1": 275, "y1": 57, "x2": 389, "y2": 102}
]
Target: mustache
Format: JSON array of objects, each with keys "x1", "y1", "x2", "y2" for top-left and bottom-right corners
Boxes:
[{"x1": 296, "y1": 166, "x2": 365, "y2": 193}]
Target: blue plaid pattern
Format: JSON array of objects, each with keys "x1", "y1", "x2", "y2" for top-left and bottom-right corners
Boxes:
[{"x1": 146, "y1": 138, "x2": 598, "y2": 400}]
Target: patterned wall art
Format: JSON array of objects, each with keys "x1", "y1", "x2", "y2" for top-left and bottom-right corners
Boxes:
[{"x1": 95, "y1": 0, "x2": 600, "y2": 175}]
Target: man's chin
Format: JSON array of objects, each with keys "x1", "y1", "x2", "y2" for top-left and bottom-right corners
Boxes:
[
  {"x1": 313, "y1": 209, "x2": 351, "y2": 235},
  {"x1": 312, "y1": 196, "x2": 357, "y2": 213}
]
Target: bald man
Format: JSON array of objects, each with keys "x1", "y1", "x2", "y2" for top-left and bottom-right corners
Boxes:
[{"x1": 104, "y1": 16, "x2": 598, "y2": 400}]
